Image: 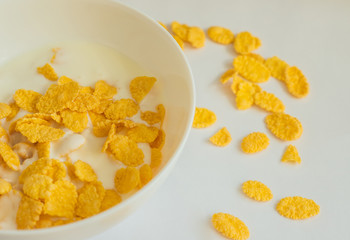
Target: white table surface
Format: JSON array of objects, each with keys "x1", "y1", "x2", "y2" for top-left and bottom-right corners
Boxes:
[{"x1": 91, "y1": 0, "x2": 350, "y2": 239}]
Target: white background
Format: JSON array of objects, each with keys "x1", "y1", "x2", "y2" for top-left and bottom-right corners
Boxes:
[{"x1": 91, "y1": 0, "x2": 350, "y2": 239}]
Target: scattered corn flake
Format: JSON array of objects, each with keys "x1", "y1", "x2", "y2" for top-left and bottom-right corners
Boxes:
[
  {"x1": 208, "y1": 26, "x2": 234, "y2": 45},
  {"x1": 60, "y1": 109, "x2": 88, "y2": 133},
  {"x1": 16, "y1": 123, "x2": 65, "y2": 143},
  {"x1": 254, "y1": 91, "x2": 285, "y2": 113},
  {"x1": 76, "y1": 181, "x2": 105, "y2": 218},
  {"x1": 281, "y1": 145, "x2": 301, "y2": 164},
  {"x1": 57, "y1": 76, "x2": 73, "y2": 85},
  {"x1": 234, "y1": 31, "x2": 261, "y2": 54},
  {"x1": 44, "y1": 179, "x2": 77, "y2": 218},
  {"x1": 0, "y1": 178, "x2": 12, "y2": 195},
  {"x1": 241, "y1": 132, "x2": 269, "y2": 154},
  {"x1": 0, "y1": 103, "x2": 11, "y2": 119},
  {"x1": 192, "y1": 107, "x2": 216, "y2": 128},
  {"x1": 172, "y1": 34, "x2": 184, "y2": 50},
  {"x1": 149, "y1": 129, "x2": 166, "y2": 149},
  {"x1": 36, "y1": 81, "x2": 80, "y2": 114},
  {"x1": 13, "y1": 142, "x2": 34, "y2": 160},
  {"x1": 187, "y1": 26, "x2": 205, "y2": 48},
  {"x1": 209, "y1": 127, "x2": 232, "y2": 147},
  {"x1": 73, "y1": 160, "x2": 98, "y2": 182},
  {"x1": 104, "y1": 98, "x2": 139, "y2": 120},
  {"x1": 236, "y1": 82, "x2": 255, "y2": 110},
  {"x1": 139, "y1": 164, "x2": 152, "y2": 187},
  {"x1": 22, "y1": 174, "x2": 52, "y2": 200},
  {"x1": 91, "y1": 98, "x2": 112, "y2": 114},
  {"x1": 36, "y1": 142, "x2": 50, "y2": 158},
  {"x1": 265, "y1": 113, "x2": 303, "y2": 141},
  {"x1": 242, "y1": 180, "x2": 273, "y2": 201},
  {"x1": 93, "y1": 80, "x2": 117, "y2": 100},
  {"x1": 171, "y1": 21, "x2": 189, "y2": 41},
  {"x1": 264, "y1": 56, "x2": 289, "y2": 82},
  {"x1": 285, "y1": 66, "x2": 309, "y2": 98},
  {"x1": 102, "y1": 124, "x2": 117, "y2": 152},
  {"x1": 6, "y1": 102, "x2": 20, "y2": 121},
  {"x1": 127, "y1": 124, "x2": 159, "y2": 143},
  {"x1": 212, "y1": 212, "x2": 250, "y2": 240},
  {"x1": 16, "y1": 195, "x2": 44, "y2": 229},
  {"x1": 276, "y1": 196, "x2": 320, "y2": 220},
  {"x1": 233, "y1": 55, "x2": 271, "y2": 83},
  {"x1": 37, "y1": 63, "x2": 58, "y2": 81},
  {"x1": 150, "y1": 148, "x2": 162, "y2": 169},
  {"x1": 50, "y1": 48, "x2": 59, "y2": 64},
  {"x1": 114, "y1": 167, "x2": 140, "y2": 194},
  {"x1": 220, "y1": 69, "x2": 236, "y2": 84},
  {"x1": 129, "y1": 76, "x2": 157, "y2": 103},
  {"x1": 158, "y1": 21, "x2": 168, "y2": 30},
  {"x1": 109, "y1": 135, "x2": 144, "y2": 167},
  {"x1": 100, "y1": 189, "x2": 122, "y2": 212},
  {"x1": 67, "y1": 92, "x2": 99, "y2": 112},
  {"x1": 0, "y1": 141, "x2": 20, "y2": 171}
]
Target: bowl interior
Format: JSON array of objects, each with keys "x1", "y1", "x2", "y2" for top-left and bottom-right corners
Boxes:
[{"x1": 0, "y1": 0, "x2": 195, "y2": 239}]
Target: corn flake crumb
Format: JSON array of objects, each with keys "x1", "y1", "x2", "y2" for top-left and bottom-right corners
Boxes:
[
  {"x1": 233, "y1": 55, "x2": 270, "y2": 83},
  {"x1": 100, "y1": 189, "x2": 122, "y2": 212},
  {"x1": 242, "y1": 180, "x2": 273, "y2": 201},
  {"x1": 37, "y1": 63, "x2": 58, "y2": 81},
  {"x1": 109, "y1": 135, "x2": 144, "y2": 167},
  {"x1": 16, "y1": 196, "x2": 44, "y2": 229},
  {"x1": 0, "y1": 103, "x2": 11, "y2": 119},
  {"x1": 281, "y1": 145, "x2": 301, "y2": 164},
  {"x1": 0, "y1": 141, "x2": 20, "y2": 171},
  {"x1": 158, "y1": 21, "x2": 168, "y2": 30},
  {"x1": 93, "y1": 80, "x2": 117, "y2": 100},
  {"x1": 129, "y1": 76, "x2": 157, "y2": 103},
  {"x1": 22, "y1": 174, "x2": 52, "y2": 200},
  {"x1": 0, "y1": 178, "x2": 12, "y2": 195},
  {"x1": 241, "y1": 132, "x2": 269, "y2": 153},
  {"x1": 264, "y1": 56, "x2": 289, "y2": 82},
  {"x1": 104, "y1": 98, "x2": 139, "y2": 120},
  {"x1": 276, "y1": 196, "x2": 320, "y2": 220},
  {"x1": 114, "y1": 167, "x2": 140, "y2": 194},
  {"x1": 74, "y1": 160, "x2": 98, "y2": 182},
  {"x1": 254, "y1": 91, "x2": 285, "y2": 113},
  {"x1": 265, "y1": 113, "x2": 303, "y2": 141},
  {"x1": 234, "y1": 31, "x2": 261, "y2": 54},
  {"x1": 285, "y1": 66, "x2": 309, "y2": 98},
  {"x1": 208, "y1": 26, "x2": 234, "y2": 45},
  {"x1": 212, "y1": 212, "x2": 250, "y2": 240},
  {"x1": 192, "y1": 107, "x2": 216, "y2": 128},
  {"x1": 209, "y1": 127, "x2": 232, "y2": 147}
]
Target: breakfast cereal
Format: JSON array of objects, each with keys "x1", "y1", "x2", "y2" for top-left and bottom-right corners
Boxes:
[
  {"x1": 276, "y1": 196, "x2": 320, "y2": 220},
  {"x1": 208, "y1": 26, "x2": 234, "y2": 45},
  {"x1": 233, "y1": 55, "x2": 271, "y2": 83},
  {"x1": 285, "y1": 66, "x2": 309, "y2": 98},
  {"x1": 13, "y1": 89, "x2": 42, "y2": 113},
  {"x1": 233, "y1": 31, "x2": 261, "y2": 54},
  {"x1": 235, "y1": 82, "x2": 255, "y2": 110},
  {"x1": 264, "y1": 56, "x2": 289, "y2": 82},
  {"x1": 265, "y1": 113, "x2": 303, "y2": 141},
  {"x1": 281, "y1": 145, "x2": 301, "y2": 164},
  {"x1": 254, "y1": 91, "x2": 285, "y2": 113},
  {"x1": 242, "y1": 180, "x2": 273, "y2": 201},
  {"x1": 212, "y1": 212, "x2": 250, "y2": 240},
  {"x1": 37, "y1": 63, "x2": 58, "y2": 81},
  {"x1": 209, "y1": 127, "x2": 232, "y2": 147},
  {"x1": 241, "y1": 132, "x2": 269, "y2": 153},
  {"x1": 192, "y1": 107, "x2": 216, "y2": 128}
]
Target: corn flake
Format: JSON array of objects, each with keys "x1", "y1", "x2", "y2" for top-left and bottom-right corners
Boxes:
[
  {"x1": 22, "y1": 174, "x2": 52, "y2": 200},
  {"x1": 93, "y1": 80, "x2": 117, "y2": 100},
  {"x1": 220, "y1": 69, "x2": 236, "y2": 84},
  {"x1": 127, "y1": 124, "x2": 159, "y2": 143},
  {"x1": 37, "y1": 63, "x2": 58, "y2": 81},
  {"x1": 192, "y1": 107, "x2": 216, "y2": 128},
  {"x1": 171, "y1": 21, "x2": 189, "y2": 41},
  {"x1": 67, "y1": 92, "x2": 99, "y2": 112},
  {"x1": 236, "y1": 82, "x2": 255, "y2": 110},
  {"x1": 276, "y1": 196, "x2": 320, "y2": 220},
  {"x1": 104, "y1": 98, "x2": 139, "y2": 120},
  {"x1": 265, "y1": 113, "x2": 303, "y2": 141},
  {"x1": 208, "y1": 26, "x2": 234, "y2": 45},
  {"x1": 36, "y1": 142, "x2": 50, "y2": 158},
  {"x1": 233, "y1": 55, "x2": 270, "y2": 83},
  {"x1": 6, "y1": 102, "x2": 20, "y2": 121},
  {"x1": 13, "y1": 89, "x2": 42, "y2": 113},
  {"x1": 241, "y1": 132, "x2": 269, "y2": 154},
  {"x1": 0, "y1": 141, "x2": 20, "y2": 171},
  {"x1": 35, "y1": 215, "x2": 54, "y2": 229},
  {"x1": 57, "y1": 76, "x2": 73, "y2": 85},
  {"x1": 50, "y1": 48, "x2": 59, "y2": 64},
  {"x1": 100, "y1": 189, "x2": 122, "y2": 212},
  {"x1": 150, "y1": 148, "x2": 162, "y2": 169},
  {"x1": 234, "y1": 31, "x2": 261, "y2": 54},
  {"x1": 285, "y1": 66, "x2": 309, "y2": 98},
  {"x1": 129, "y1": 76, "x2": 157, "y2": 103},
  {"x1": 242, "y1": 180, "x2": 273, "y2": 201},
  {"x1": 0, "y1": 103, "x2": 11, "y2": 119},
  {"x1": 139, "y1": 164, "x2": 152, "y2": 187},
  {"x1": 73, "y1": 160, "x2": 98, "y2": 182},
  {"x1": 76, "y1": 181, "x2": 105, "y2": 218},
  {"x1": 254, "y1": 91, "x2": 285, "y2": 113},
  {"x1": 0, "y1": 178, "x2": 12, "y2": 195},
  {"x1": 0, "y1": 125, "x2": 9, "y2": 143},
  {"x1": 172, "y1": 34, "x2": 184, "y2": 50},
  {"x1": 264, "y1": 56, "x2": 289, "y2": 82},
  {"x1": 209, "y1": 127, "x2": 232, "y2": 147},
  {"x1": 16, "y1": 123, "x2": 65, "y2": 143},
  {"x1": 91, "y1": 99, "x2": 112, "y2": 114},
  {"x1": 16, "y1": 196, "x2": 44, "y2": 229},
  {"x1": 109, "y1": 135, "x2": 144, "y2": 167},
  {"x1": 187, "y1": 26, "x2": 205, "y2": 48},
  {"x1": 281, "y1": 145, "x2": 301, "y2": 164},
  {"x1": 60, "y1": 109, "x2": 88, "y2": 133},
  {"x1": 149, "y1": 129, "x2": 166, "y2": 149},
  {"x1": 243, "y1": 53, "x2": 265, "y2": 63},
  {"x1": 141, "y1": 110, "x2": 161, "y2": 125},
  {"x1": 114, "y1": 167, "x2": 140, "y2": 194},
  {"x1": 102, "y1": 124, "x2": 117, "y2": 152},
  {"x1": 212, "y1": 212, "x2": 250, "y2": 240}
]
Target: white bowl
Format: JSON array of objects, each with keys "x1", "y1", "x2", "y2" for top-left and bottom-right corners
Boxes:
[{"x1": 0, "y1": 0, "x2": 195, "y2": 239}]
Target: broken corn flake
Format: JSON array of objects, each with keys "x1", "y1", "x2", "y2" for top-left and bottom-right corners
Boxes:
[
  {"x1": 127, "y1": 124, "x2": 159, "y2": 143},
  {"x1": 109, "y1": 135, "x2": 144, "y2": 167},
  {"x1": 0, "y1": 141, "x2": 20, "y2": 171},
  {"x1": 93, "y1": 80, "x2": 117, "y2": 100},
  {"x1": 0, "y1": 178, "x2": 12, "y2": 195},
  {"x1": 139, "y1": 164, "x2": 153, "y2": 187},
  {"x1": 44, "y1": 179, "x2": 77, "y2": 218},
  {"x1": 285, "y1": 66, "x2": 309, "y2": 98},
  {"x1": 264, "y1": 56, "x2": 289, "y2": 82},
  {"x1": 140, "y1": 110, "x2": 161, "y2": 125},
  {"x1": 6, "y1": 102, "x2": 20, "y2": 121},
  {"x1": 16, "y1": 123, "x2": 65, "y2": 143},
  {"x1": 233, "y1": 55, "x2": 271, "y2": 83},
  {"x1": 149, "y1": 128, "x2": 166, "y2": 149},
  {"x1": 171, "y1": 21, "x2": 189, "y2": 41},
  {"x1": 93, "y1": 119, "x2": 113, "y2": 138},
  {"x1": 0, "y1": 103, "x2": 11, "y2": 119},
  {"x1": 192, "y1": 107, "x2": 216, "y2": 128},
  {"x1": 76, "y1": 181, "x2": 105, "y2": 218},
  {"x1": 265, "y1": 113, "x2": 303, "y2": 141},
  {"x1": 102, "y1": 123, "x2": 117, "y2": 152},
  {"x1": 276, "y1": 196, "x2": 320, "y2": 220},
  {"x1": 22, "y1": 174, "x2": 52, "y2": 200},
  {"x1": 233, "y1": 31, "x2": 261, "y2": 54},
  {"x1": 254, "y1": 91, "x2": 285, "y2": 113},
  {"x1": 220, "y1": 69, "x2": 236, "y2": 84},
  {"x1": 208, "y1": 26, "x2": 234, "y2": 45},
  {"x1": 114, "y1": 167, "x2": 140, "y2": 194},
  {"x1": 242, "y1": 180, "x2": 273, "y2": 201},
  {"x1": 37, "y1": 63, "x2": 58, "y2": 81},
  {"x1": 60, "y1": 109, "x2": 88, "y2": 133},
  {"x1": 212, "y1": 213, "x2": 250, "y2": 240},
  {"x1": 13, "y1": 89, "x2": 42, "y2": 113},
  {"x1": 35, "y1": 215, "x2": 54, "y2": 229},
  {"x1": 91, "y1": 98, "x2": 112, "y2": 114},
  {"x1": 100, "y1": 189, "x2": 122, "y2": 212},
  {"x1": 281, "y1": 145, "x2": 301, "y2": 164},
  {"x1": 209, "y1": 127, "x2": 232, "y2": 147},
  {"x1": 187, "y1": 26, "x2": 205, "y2": 48},
  {"x1": 129, "y1": 76, "x2": 157, "y2": 103},
  {"x1": 66, "y1": 91, "x2": 99, "y2": 112},
  {"x1": 50, "y1": 48, "x2": 60, "y2": 64},
  {"x1": 241, "y1": 132, "x2": 269, "y2": 154},
  {"x1": 150, "y1": 148, "x2": 162, "y2": 169},
  {"x1": 172, "y1": 34, "x2": 185, "y2": 50},
  {"x1": 235, "y1": 82, "x2": 255, "y2": 110},
  {"x1": 73, "y1": 160, "x2": 98, "y2": 182},
  {"x1": 104, "y1": 98, "x2": 139, "y2": 121},
  {"x1": 16, "y1": 195, "x2": 44, "y2": 229},
  {"x1": 36, "y1": 142, "x2": 51, "y2": 158}
]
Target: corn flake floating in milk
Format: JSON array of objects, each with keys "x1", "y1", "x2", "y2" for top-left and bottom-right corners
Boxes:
[
  {"x1": 93, "y1": 80, "x2": 117, "y2": 100},
  {"x1": 265, "y1": 113, "x2": 303, "y2": 141},
  {"x1": 209, "y1": 127, "x2": 232, "y2": 147},
  {"x1": 127, "y1": 124, "x2": 159, "y2": 143},
  {"x1": 0, "y1": 103, "x2": 11, "y2": 119},
  {"x1": 76, "y1": 181, "x2": 105, "y2": 218},
  {"x1": 242, "y1": 180, "x2": 273, "y2": 201},
  {"x1": 100, "y1": 189, "x2": 122, "y2": 212},
  {"x1": 16, "y1": 196, "x2": 44, "y2": 229},
  {"x1": 192, "y1": 107, "x2": 217, "y2": 128},
  {"x1": 114, "y1": 167, "x2": 140, "y2": 194},
  {"x1": 104, "y1": 98, "x2": 139, "y2": 120},
  {"x1": 208, "y1": 26, "x2": 234, "y2": 45},
  {"x1": 0, "y1": 179, "x2": 12, "y2": 195},
  {"x1": 281, "y1": 145, "x2": 301, "y2": 164},
  {"x1": 241, "y1": 132, "x2": 269, "y2": 154},
  {"x1": 233, "y1": 55, "x2": 270, "y2": 83},
  {"x1": 212, "y1": 212, "x2": 250, "y2": 240},
  {"x1": 140, "y1": 104, "x2": 165, "y2": 126},
  {"x1": 150, "y1": 148, "x2": 162, "y2": 169},
  {"x1": 6, "y1": 102, "x2": 20, "y2": 121},
  {"x1": 16, "y1": 123, "x2": 65, "y2": 143},
  {"x1": 234, "y1": 31, "x2": 261, "y2": 54},
  {"x1": 36, "y1": 142, "x2": 51, "y2": 159},
  {"x1": 276, "y1": 196, "x2": 320, "y2": 220},
  {"x1": 22, "y1": 174, "x2": 52, "y2": 200},
  {"x1": 0, "y1": 141, "x2": 20, "y2": 171},
  {"x1": 139, "y1": 164, "x2": 153, "y2": 187},
  {"x1": 37, "y1": 63, "x2": 58, "y2": 81},
  {"x1": 129, "y1": 76, "x2": 157, "y2": 103},
  {"x1": 73, "y1": 160, "x2": 98, "y2": 183},
  {"x1": 13, "y1": 89, "x2": 42, "y2": 113},
  {"x1": 60, "y1": 109, "x2": 88, "y2": 133},
  {"x1": 254, "y1": 91, "x2": 285, "y2": 113},
  {"x1": 66, "y1": 92, "x2": 99, "y2": 112}
]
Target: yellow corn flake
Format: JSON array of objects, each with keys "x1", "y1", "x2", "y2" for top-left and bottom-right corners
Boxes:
[
  {"x1": 60, "y1": 109, "x2": 88, "y2": 133},
  {"x1": 37, "y1": 63, "x2": 58, "y2": 81},
  {"x1": 285, "y1": 66, "x2": 309, "y2": 98},
  {"x1": 192, "y1": 107, "x2": 216, "y2": 128},
  {"x1": 158, "y1": 21, "x2": 168, "y2": 30},
  {"x1": 139, "y1": 164, "x2": 152, "y2": 187},
  {"x1": 254, "y1": 91, "x2": 285, "y2": 113},
  {"x1": 129, "y1": 76, "x2": 157, "y2": 103},
  {"x1": 127, "y1": 124, "x2": 159, "y2": 143},
  {"x1": 35, "y1": 215, "x2": 54, "y2": 229},
  {"x1": 212, "y1": 213, "x2": 250, "y2": 240},
  {"x1": 265, "y1": 113, "x2": 303, "y2": 141},
  {"x1": 209, "y1": 127, "x2": 232, "y2": 147},
  {"x1": 157, "y1": 104, "x2": 166, "y2": 127},
  {"x1": 100, "y1": 189, "x2": 122, "y2": 212},
  {"x1": 149, "y1": 129, "x2": 166, "y2": 149},
  {"x1": 114, "y1": 167, "x2": 140, "y2": 194},
  {"x1": 243, "y1": 53, "x2": 265, "y2": 63},
  {"x1": 187, "y1": 26, "x2": 205, "y2": 48},
  {"x1": 13, "y1": 89, "x2": 42, "y2": 113},
  {"x1": 150, "y1": 148, "x2": 162, "y2": 169},
  {"x1": 0, "y1": 141, "x2": 20, "y2": 171},
  {"x1": 93, "y1": 80, "x2": 117, "y2": 100},
  {"x1": 73, "y1": 160, "x2": 98, "y2": 182},
  {"x1": 6, "y1": 102, "x2": 20, "y2": 121},
  {"x1": 16, "y1": 117, "x2": 50, "y2": 129},
  {"x1": 22, "y1": 174, "x2": 52, "y2": 200},
  {"x1": 208, "y1": 26, "x2": 234, "y2": 45},
  {"x1": 220, "y1": 69, "x2": 236, "y2": 84},
  {"x1": 109, "y1": 135, "x2": 144, "y2": 167},
  {"x1": 233, "y1": 55, "x2": 271, "y2": 83},
  {"x1": 52, "y1": 218, "x2": 81, "y2": 227},
  {"x1": 172, "y1": 34, "x2": 184, "y2": 50},
  {"x1": 171, "y1": 21, "x2": 189, "y2": 41},
  {"x1": 36, "y1": 81, "x2": 80, "y2": 114},
  {"x1": 241, "y1": 132, "x2": 269, "y2": 153},
  {"x1": 0, "y1": 103, "x2": 11, "y2": 119},
  {"x1": 67, "y1": 92, "x2": 99, "y2": 112},
  {"x1": 23, "y1": 113, "x2": 53, "y2": 121},
  {"x1": 16, "y1": 123, "x2": 65, "y2": 143},
  {"x1": 0, "y1": 125, "x2": 9, "y2": 142},
  {"x1": 57, "y1": 76, "x2": 73, "y2": 85},
  {"x1": 281, "y1": 145, "x2": 301, "y2": 164},
  {"x1": 50, "y1": 48, "x2": 59, "y2": 64},
  {"x1": 264, "y1": 56, "x2": 289, "y2": 82},
  {"x1": 102, "y1": 124, "x2": 117, "y2": 152},
  {"x1": 51, "y1": 159, "x2": 67, "y2": 182},
  {"x1": 104, "y1": 98, "x2": 139, "y2": 120},
  {"x1": 79, "y1": 86, "x2": 94, "y2": 94},
  {"x1": 76, "y1": 181, "x2": 105, "y2": 218},
  {"x1": 233, "y1": 31, "x2": 261, "y2": 54},
  {"x1": 236, "y1": 82, "x2": 255, "y2": 110},
  {"x1": 140, "y1": 110, "x2": 161, "y2": 125},
  {"x1": 50, "y1": 113, "x2": 61, "y2": 123},
  {"x1": 16, "y1": 196, "x2": 44, "y2": 229},
  {"x1": 44, "y1": 179, "x2": 77, "y2": 218},
  {"x1": 0, "y1": 178, "x2": 12, "y2": 195},
  {"x1": 93, "y1": 120, "x2": 113, "y2": 138},
  {"x1": 36, "y1": 142, "x2": 50, "y2": 158},
  {"x1": 242, "y1": 180, "x2": 273, "y2": 201},
  {"x1": 91, "y1": 98, "x2": 112, "y2": 114},
  {"x1": 276, "y1": 196, "x2": 320, "y2": 220},
  {"x1": 231, "y1": 75, "x2": 262, "y2": 95}
]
